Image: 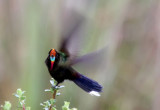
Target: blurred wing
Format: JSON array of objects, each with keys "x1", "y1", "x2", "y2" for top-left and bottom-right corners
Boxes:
[
  {"x1": 59, "y1": 10, "x2": 86, "y2": 59},
  {"x1": 70, "y1": 47, "x2": 108, "y2": 74}
]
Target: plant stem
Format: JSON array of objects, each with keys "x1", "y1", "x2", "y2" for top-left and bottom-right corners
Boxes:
[
  {"x1": 53, "y1": 90, "x2": 57, "y2": 99},
  {"x1": 23, "y1": 104, "x2": 25, "y2": 110},
  {"x1": 49, "y1": 90, "x2": 57, "y2": 110},
  {"x1": 49, "y1": 106, "x2": 52, "y2": 110}
]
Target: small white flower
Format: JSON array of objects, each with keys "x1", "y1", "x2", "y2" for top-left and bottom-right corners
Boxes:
[{"x1": 44, "y1": 89, "x2": 51, "y2": 92}]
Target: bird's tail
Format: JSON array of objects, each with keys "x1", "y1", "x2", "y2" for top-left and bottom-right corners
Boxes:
[{"x1": 73, "y1": 73, "x2": 102, "y2": 96}]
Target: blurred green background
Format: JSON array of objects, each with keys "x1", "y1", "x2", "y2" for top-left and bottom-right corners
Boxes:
[{"x1": 0, "y1": 0, "x2": 160, "y2": 110}]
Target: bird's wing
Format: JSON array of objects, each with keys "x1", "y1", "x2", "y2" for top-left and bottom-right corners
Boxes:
[
  {"x1": 70, "y1": 47, "x2": 108, "y2": 74},
  {"x1": 59, "y1": 10, "x2": 85, "y2": 60}
]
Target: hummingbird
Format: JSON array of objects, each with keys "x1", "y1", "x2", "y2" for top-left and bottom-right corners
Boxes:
[
  {"x1": 45, "y1": 48, "x2": 102, "y2": 96},
  {"x1": 45, "y1": 17, "x2": 103, "y2": 96}
]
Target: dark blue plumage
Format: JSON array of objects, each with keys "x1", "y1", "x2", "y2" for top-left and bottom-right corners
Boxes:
[{"x1": 73, "y1": 74, "x2": 102, "y2": 93}]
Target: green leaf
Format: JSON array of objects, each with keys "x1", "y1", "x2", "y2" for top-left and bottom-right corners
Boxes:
[
  {"x1": 20, "y1": 96, "x2": 26, "y2": 100},
  {"x1": 52, "y1": 107, "x2": 57, "y2": 110},
  {"x1": 50, "y1": 88, "x2": 55, "y2": 93},
  {"x1": 1, "y1": 101, "x2": 11, "y2": 110},
  {"x1": 62, "y1": 101, "x2": 78, "y2": 110},
  {"x1": 62, "y1": 107, "x2": 68, "y2": 110},
  {"x1": 50, "y1": 99, "x2": 56, "y2": 105},
  {"x1": 16, "y1": 89, "x2": 23, "y2": 96},
  {"x1": 14, "y1": 88, "x2": 26, "y2": 99},
  {"x1": 50, "y1": 78, "x2": 56, "y2": 86},
  {"x1": 62, "y1": 101, "x2": 70, "y2": 110},
  {"x1": 26, "y1": 107, "x2": 31, "y2": 110},
  {"x1": 64, "y1": 101, "x2": 70, "y2": 108},
  {"x1": 71, "y1": 108, "x2": 78, "y2": 110}
]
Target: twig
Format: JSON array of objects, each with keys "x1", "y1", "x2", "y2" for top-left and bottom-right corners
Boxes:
[
  {"x1": 49, "y1": 90, "x2": 57, "y2": 110},
  {"x1": 49, "y1": 106, "x2": 52, "y2": 110},
  {"x1": 53, "y1": 90, "x2": 57, "y2": 99},
  {"x1": 23, "y1": 104, "x2": 25, "y2": 110}
]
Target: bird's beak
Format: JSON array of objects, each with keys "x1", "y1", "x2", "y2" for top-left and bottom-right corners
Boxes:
[{"x1": 50, "y1": 56, "x2": 55, "y2": 70}]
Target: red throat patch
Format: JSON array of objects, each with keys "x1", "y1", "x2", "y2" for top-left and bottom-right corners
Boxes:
[{"x1": 50, "y1": 61, "x2": 54, "y2": 71}]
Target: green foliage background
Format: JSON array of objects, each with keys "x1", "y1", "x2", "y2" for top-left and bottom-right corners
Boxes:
[{"x1": 0, "y1": 0, "x2": 159, "y2": 110}]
